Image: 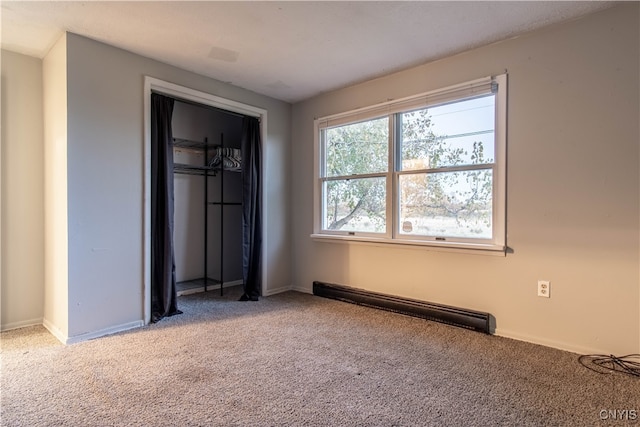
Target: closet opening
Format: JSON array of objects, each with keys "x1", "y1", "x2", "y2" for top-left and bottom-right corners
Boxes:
[
  {"x1": 145, "y1": 77, "x2": 266, "y2": 324},
  {"x1": 172, "y1": 99, "x2": 245, "y2": 297}
]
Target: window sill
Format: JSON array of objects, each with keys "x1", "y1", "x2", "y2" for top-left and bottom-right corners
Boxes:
[{"x1": 310, "y1": 233, "x2": 507, "y2": 256}]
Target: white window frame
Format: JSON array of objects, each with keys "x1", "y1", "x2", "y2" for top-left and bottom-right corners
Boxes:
[
  {"x1": 312, "y1": 74, "x2": 507, "y2": 253},
  {"x1": 318, "y1": 115, "x2": 393, "y2": 239}
]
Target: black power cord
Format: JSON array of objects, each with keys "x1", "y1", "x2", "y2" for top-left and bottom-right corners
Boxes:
[{"x1": 578, "y1": 354, "x2": 640, "y2": 378}]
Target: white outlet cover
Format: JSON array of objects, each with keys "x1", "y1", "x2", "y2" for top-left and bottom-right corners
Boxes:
[{"x1": 537, "y1": 280, "x2": 550, "y2": 298}]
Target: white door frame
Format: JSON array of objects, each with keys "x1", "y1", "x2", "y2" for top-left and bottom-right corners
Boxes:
[{"x1": 143, "y1": 76, "x2": 268, "y2": 324}]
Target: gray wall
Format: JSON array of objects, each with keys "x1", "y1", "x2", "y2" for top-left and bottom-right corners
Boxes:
[
  {"x1": 290, "y1": 4, "x2": 639, "y2": 355},
  {"x1": 1, "y1": 50, "x2": 45, "y2": 330},
  {"x1": 60, "y1": 33, "x2": 291, "y2": 339}
]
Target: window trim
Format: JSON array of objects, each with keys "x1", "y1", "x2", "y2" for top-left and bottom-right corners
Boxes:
[
  {"x1": 313, "y1": 74, "x2": 507, "y2": 253},
  {"x1": 318, "y1": 115, "x2": 393, "y2": 238}
]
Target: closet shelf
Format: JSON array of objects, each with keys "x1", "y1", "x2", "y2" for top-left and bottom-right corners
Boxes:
[
  {"x1": 173, "y1": 163, "x2": 241, "y2": 176},
  {"x1": 172, "y1": 137, "x2": 242, "y2": 174},
  {"x1": 209, "y1": 201, "x2": 242, "y2": 206},
  {"x1": 172, "y1": 137, "x2": 219, "y2": 150},
  {"x1": 173, "y1": 163, "x2": 217, "y2": 176}
]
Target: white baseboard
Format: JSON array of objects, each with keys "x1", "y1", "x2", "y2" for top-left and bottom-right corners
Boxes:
[
  {"x1": 224, "y1": 280, "x2": 243, "y2": 288},
  {"x1": 65, "y1": 320, "x2": 144, "y2": 345},
  {"x1": 43, "y1": 318, "x2": 144, "y2": 345},
  {"x1": 493, "y1": 328, "x2": 610, "y2": 356},
  {"x1": 263, "y1": 284, "x2": 293, "y2": 296},
  {"x1": 290, "y1": 285, "x2": 312, "y2": 294},
  {"x1": 42, "y1": 318, "x2": 67, "y2": 344},
  {"x1": 1, "y1": 317, "x2": 44, "y2": 332}
]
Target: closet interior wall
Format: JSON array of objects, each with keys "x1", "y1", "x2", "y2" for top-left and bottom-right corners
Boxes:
[{"x1": 172, "y1": 100, "x2": 244, "y2": 295}]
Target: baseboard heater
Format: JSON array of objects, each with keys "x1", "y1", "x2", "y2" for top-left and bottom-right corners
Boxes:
[{"x1": 313, "y1": 281, "x2": 491, "y2": 334}]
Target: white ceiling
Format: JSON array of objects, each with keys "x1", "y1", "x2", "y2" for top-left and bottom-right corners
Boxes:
[{"x1": 1, "y1": 1, "x2": 614, "y2": 103}]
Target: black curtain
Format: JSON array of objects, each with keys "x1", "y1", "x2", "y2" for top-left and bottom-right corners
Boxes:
[
  {"x1": 150, "y1": 93, "x2": 181, "y2": 321},
  {"x1": 239, "y1": 116, "x2": 262, "y2": 301}
]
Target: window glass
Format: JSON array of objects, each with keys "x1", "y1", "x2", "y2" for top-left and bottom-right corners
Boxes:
[
  {"x1": 324, "y1": 117, "x2": 388, "y2": 177},
  {"x1": 400, "y1": 96, "x2": 495, "y2": 170},
  {"x1": 323, "y1": 177, "x2": 387, "y2": 233},
  {"x1": 398, "y1": 170, "x2": 493, "y2": 239}
]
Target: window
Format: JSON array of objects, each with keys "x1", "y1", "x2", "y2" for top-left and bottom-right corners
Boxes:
[{"x1": 313, "y1": 75, "x2": 507, "y2": 252}]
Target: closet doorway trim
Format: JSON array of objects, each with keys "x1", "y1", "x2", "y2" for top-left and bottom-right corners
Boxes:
[{"x1": 143, "y1": 76, "x2": 268, "y2": 325}]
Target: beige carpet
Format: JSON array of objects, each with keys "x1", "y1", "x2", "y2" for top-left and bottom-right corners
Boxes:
[{"x1": 2, "y1": 287, "x2": 639, "y2": 426}]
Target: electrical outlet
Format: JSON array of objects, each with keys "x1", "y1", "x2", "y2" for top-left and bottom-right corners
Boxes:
[{"x1": 538, "y1": 280, "x2": 550, "y2": 298}]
